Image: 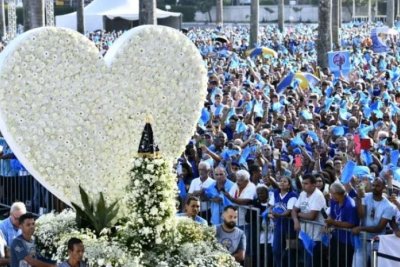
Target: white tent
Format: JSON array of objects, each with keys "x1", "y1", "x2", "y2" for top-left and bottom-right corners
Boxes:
[{"x1": 56, "y1": 0, "x2": 182, "y2": 32}]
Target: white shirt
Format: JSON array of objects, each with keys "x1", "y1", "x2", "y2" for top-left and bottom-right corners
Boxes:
[
  {"x1": 295, "y1": 188, "x2": 326, "y2": 241},
  {"x1": 229, "y1": 182, "x2": 257, "y2": 225},
  {"x1": 188, "y1": 177, "x2": 215, "y2": 211},
  {"x1": 268, "y1": 192, "x2": 297, "y2": 209}
]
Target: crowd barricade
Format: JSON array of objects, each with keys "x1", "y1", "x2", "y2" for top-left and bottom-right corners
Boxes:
[
  {"x1": 371, "y1": 238, "x2": 400, "y2": 267},
  {"x1": 0, "y1": 175, "x2": 66, "y2": 216},
  {"x1": 198, "y1": 200, "x2": 381, "y2": 267}
]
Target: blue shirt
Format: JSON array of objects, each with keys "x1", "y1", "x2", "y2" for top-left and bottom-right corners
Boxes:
[
  {"x1": 329, "y1": 195, "x2": 359, "y2": 244},
  {"x1": 10, "y1": 235, "x2": 37, "y2": 267},
  {"x1": 176, "y1": 213, "x2": 208, "y2": 225},
  {"x1": 216, "y1": 224, "x2": 246, "y2": 255},
  {"x1": 205, "y1": 180, "x2": 234, "y2": 225},
  {"x1": 0, "y1": 217, "x2": 21, "y2": 247},
  {"x1": 58, "y1": 261, "x2": 88, "y2": 267},
  {"x1": 0, "y1": 138, "x2": 17, "y2": 177}
]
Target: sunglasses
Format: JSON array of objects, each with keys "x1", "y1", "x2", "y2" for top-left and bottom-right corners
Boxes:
[{"x1": 370, "y1": 208, "x2": 375, "y2": 219}]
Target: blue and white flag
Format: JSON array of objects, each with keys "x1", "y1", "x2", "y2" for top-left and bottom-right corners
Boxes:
[{"x1": 371, "y1": 27, "x2": 389, "y2": 53}]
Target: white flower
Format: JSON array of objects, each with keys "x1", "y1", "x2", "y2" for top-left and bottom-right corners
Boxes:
[
  {"x1": 147, "y1": 164, "x2": 154, "y2": 171},
  {"x1": 0, "y1": 26, "x2": 206, "y2": 205}
]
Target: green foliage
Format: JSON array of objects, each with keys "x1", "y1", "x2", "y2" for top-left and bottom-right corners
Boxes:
[
  {"x1": 196, "y1": 0, "x2": 214, "y2": 14},
  {"x1": 168, "y1": 5, "x2": 196, "y2": 22},
  {"x1": 260, "y1": 0, "x2": 277, "y2": 4},
  {"x1": 264, "y1": 7, "x2": 275, "y2": 14},
  {"x1": 71, "y1": 186, "x2": 119, "y2": 237},
  {"x1": 293, "y1": 6, "x2": 303, "y2": 12},
  {"x1": 4, "y1": 6, "x2": 81, "y2": 26}
]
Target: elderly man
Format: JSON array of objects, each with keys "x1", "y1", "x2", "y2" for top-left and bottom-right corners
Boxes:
[
  {"x1": 0, "y1": 202, "x2": 26, "y2": 247},
  {"x1": 206, "y1": 166, "x2": 234, "y2": 225},
  {"x1": 215, "y1": 206, "x2": 246, "y2": 264},
  {"x1": 188, "y1": 161, "x2": 214, "y2": 219},
  {"x1": 177, "y1": 196, "x2": 208, "y2": 225},
  {"x1": 325, "y1": 182, "x2": 359, "y2": 267},
  {"x1": 224, "y1": 170, "x2": 256, "y2": 226},
  {"x1": 58, "y1": 238, "x2": 87, "y2": 267}
]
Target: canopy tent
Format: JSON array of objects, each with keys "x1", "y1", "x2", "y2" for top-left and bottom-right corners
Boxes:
[{"x1": 56, "y1": 0, "x2": 182, "y2": 32}]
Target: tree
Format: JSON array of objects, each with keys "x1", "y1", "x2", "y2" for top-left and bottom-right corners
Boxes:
[
  {"x1": 278, "y1": 0, "x2": 284, "y2": 32},
  {"x1": 139, "y1": 0, "x2": 157, "y2": 25},
  {"x1": 250, "y1": 0, "x2": 259, "y2": 48},
  {"x1": 387, "y1": 0, "x2": 394, "y2": 27},
  {"x1": 197, "y1": 0, "x2": 214, "y2": 22},
  {"x1": 0, "y1": 0, "x2": 5, "y2": 39},
  {"x1": 332, "y1": 0, "x2": 340, "y2": 50},
  {"x1": 77, "y1": 0, "x2": 84, "y2": 34},
  {"x1": 22, "y1": 0, "x2": 45, "y2": 31},
  {"x1": 317, "y1": 0, "x2": 332, "y2": 69},
  {"x1": 216, "y1": 0, "x2": 223, "y2": 25}
]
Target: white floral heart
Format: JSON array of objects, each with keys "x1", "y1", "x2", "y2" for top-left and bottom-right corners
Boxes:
[{"x1": 0, "y1": 26, "x2": 207, "y2": 204}]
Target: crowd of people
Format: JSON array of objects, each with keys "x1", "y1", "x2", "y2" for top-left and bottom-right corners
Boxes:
[
  {"x1": 0, "y1": 21, "x2": 399, "y2": 266},
  {"x1": 0, "y1": 202, "x2": 86, "y2": 267},
  {"x1": 176, "y1": 22, "x2": 400, "y2": 267}
]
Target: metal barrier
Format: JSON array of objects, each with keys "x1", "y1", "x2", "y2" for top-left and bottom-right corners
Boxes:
[
  {"x1": 371, "y1": 238, "x2": 400, "y2": 267},
  {"x1": 194, "y1": 200, "x2": 380, "y2": 267},
  {"x1": 0, "y1": 175, "x2": 67, "y2": 216}
]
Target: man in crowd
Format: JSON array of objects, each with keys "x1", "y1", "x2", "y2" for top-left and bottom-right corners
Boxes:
[
  {"x1": 292, "y1": 174, "x2": 326, "y2": 267},
  {"x1": 177, "y1": 196, "x2": 208, "y2": 225},
  {"x1": 58, "y1": 238, "x2": 87, "y2": 267},
  {"x1": 216, "y1": 205, "x2": 246, "y2": 264},
  {"x1": 352, "y1": 178, "x2": 396, "y2": 266},
  {"x1": 225, "y1": 170, "x2": 256, "y2": 226},
  {"x1": 206, "y1": 166, "x2": 234, "y2": 225},
  {"x1": 10, "y1": 213, "x2": 56, "y2": 267},
  {"x1": 0, "y1": 202, "x2": 27, "y2": 247},
  {"x1": 188, "y1": 161, "x2": 214, "y2": 220},
  {"x1": 325, "y1": 182, "x2": 358, "y2": 267}
]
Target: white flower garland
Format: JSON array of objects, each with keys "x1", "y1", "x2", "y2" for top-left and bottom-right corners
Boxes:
[
  {"x1": 119, "y1": 156, "x2": 178, "y2": 255},
  {"x1": 35, "y1": 209, "x2": 77, "y2": 258},
  {"x1": 0, "y1": 26, "x2": 207, "y2": 205}
]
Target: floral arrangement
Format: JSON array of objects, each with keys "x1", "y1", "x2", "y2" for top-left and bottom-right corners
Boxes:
[
  {"x1": 142, "y1": 217, "x2": 241, "y2": 267},
  {"x1": 0, "y1": 25, "x2": 207, "y2": 205},
  {"x1": 35, "y1": 209, "x2": 77, "y2": 257},
  {"x1": 35, "y1": 205, "x2": 140, "y2": 266},
  {"x1": 35, "y1": 157, "x2": 239, "y2": 267},
  {"x1": 53, "y1": 230, "x2": 140, "y2": 267},
  {"x1": 2, "y1": 24, "x2": 236, "y2": 267},
  {"x1": 118, "y1": 156, "x2": 178, "y2": 255}
]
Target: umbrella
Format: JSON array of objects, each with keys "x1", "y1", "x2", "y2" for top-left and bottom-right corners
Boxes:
[
  {"x1": 213, "y1": 36, "x2": 229, "y2": 43},
  {"x1": 246, "y1": 47, "x2": 278, "y2": 58}
]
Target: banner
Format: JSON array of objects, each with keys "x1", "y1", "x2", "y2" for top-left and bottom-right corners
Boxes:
[{"x1": 328, "y1": 51, "x2": 351, "y2": 78}]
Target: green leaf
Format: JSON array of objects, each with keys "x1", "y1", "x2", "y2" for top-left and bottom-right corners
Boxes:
[
  {"x1": 79, "y1": 185, "x2": 93, "y2": 212},
  {"x1": 71, "y1": 187, "x2": 120, "y2": 236}
]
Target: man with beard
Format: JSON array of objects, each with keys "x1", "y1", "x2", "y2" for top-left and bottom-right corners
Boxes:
[{"x1": 216, "y1": 205, "x2": 246, "y2": 264}]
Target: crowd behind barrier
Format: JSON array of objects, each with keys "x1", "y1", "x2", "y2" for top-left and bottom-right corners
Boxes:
[
  {"x1": 176, "y1": 21, "x2": 400, "y2": 266},
  {"x1": 0, "y1": 21, "x2": 400, "y2": 266}
]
